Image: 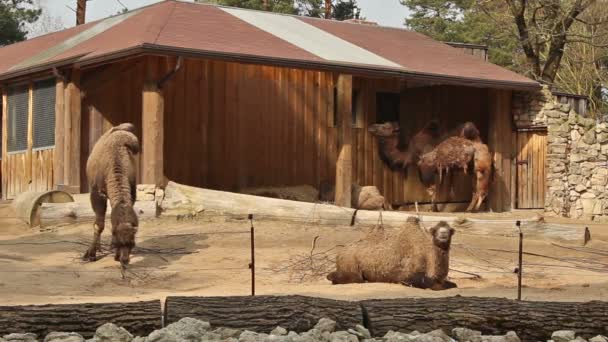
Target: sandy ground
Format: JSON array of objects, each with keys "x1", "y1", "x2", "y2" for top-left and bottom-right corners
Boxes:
[{"x1": 1, "y1": 203, "x2": 608, "y2": 306}]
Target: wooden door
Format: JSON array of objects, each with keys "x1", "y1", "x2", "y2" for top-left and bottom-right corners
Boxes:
[{"x1": 516, "y1": 130, "x2": 547, "y2": 209}]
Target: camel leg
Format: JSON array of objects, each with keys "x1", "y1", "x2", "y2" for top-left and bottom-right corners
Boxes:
[
  {"x1": 84, "y1": 190, "x2": 107, "y2": 261},
  {"x1": 466, "y1": 169, "x2": 481, "y2": 212},
  {"x1": 427, "y1": 184, "x2": 438, "y2": 212}
]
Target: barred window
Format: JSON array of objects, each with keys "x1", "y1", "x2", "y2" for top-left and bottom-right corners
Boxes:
[
  {"x1": 33, "y1": 79, "x2": 56, "y2": 149},
  {"x1": 7, "y1": 84, "x2": 29, "y2": 153}
]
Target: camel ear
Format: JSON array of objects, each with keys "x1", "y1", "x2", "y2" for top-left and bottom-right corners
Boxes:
[{"x1": 449, "y1": 227, "x2": 455, "y2": 236}]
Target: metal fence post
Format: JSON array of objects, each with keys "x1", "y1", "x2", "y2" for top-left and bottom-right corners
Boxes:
[
  {"x1": 249, "y1": 214, "x2": 255, "y2": 296},
  {"x1": 517, "y1": 220, "x2": 523, "y2": 301}
]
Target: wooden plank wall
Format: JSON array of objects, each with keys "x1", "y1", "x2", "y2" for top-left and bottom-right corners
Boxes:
[
  {"x1": 80, "y1": 58, "x2": 146, "y2": 192},
  {"x1": 488, "y1": 89, "x2": 514, "y2": 211},
  {"x1": 161, "y1": 57, "x2": 337, "y2": 192},
  {"x1": 80, "y1": 56, "x2": 511, "y2": 210},
  {"x1": 1, "y1": 84, "x2": 56, "y2": 200}
]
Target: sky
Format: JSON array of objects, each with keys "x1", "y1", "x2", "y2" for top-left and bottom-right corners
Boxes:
[{"x1": 39, "y1": 0, "x2": 409, "y2": 30}]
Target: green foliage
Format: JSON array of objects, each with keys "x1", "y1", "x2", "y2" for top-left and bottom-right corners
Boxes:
[
  {"x1": 0, "y1": 0, "x2": 41, "y2": 46},
  {"x1": 401, "y1": 0, "x2": 522, "y2": 71}
]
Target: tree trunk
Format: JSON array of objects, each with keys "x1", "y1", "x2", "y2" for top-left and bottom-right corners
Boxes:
[
  {"x1": 165, "y1": 295, "x2": 363, "y2": 333},
  {"x1": 39, "y1": 200, "x2": 157, "y2": 228},
  {"x1": 0, "y1": 300, "x2": 161, "y2": 339},
  {"x1": 362, "y1": 297, "x2": 608, "y2": 340}
]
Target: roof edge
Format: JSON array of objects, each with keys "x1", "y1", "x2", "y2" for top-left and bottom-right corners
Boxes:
[{"x1": 0, "y1": 43, "x2": 541, "y2": 91}]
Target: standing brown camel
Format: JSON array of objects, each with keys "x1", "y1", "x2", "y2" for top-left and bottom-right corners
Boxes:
[
  {"x1": 368, "y1": 121, "x2": 492, "y2": 212},
  {"x1": 83, "y1": 123, "x2": 140, "y2": 268}
]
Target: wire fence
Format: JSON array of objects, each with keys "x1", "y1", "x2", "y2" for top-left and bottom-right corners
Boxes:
[{"x1": 0, "y1": 210, "x2": 606, "y2": 300}]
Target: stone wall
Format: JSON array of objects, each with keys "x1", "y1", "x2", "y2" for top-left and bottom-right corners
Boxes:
[
  {"x1": 546, "y1": 109, "x2": 608, "y2": 220},
  {"x1": 512, "y1": 85, "x2": 608, "y2": 220}
]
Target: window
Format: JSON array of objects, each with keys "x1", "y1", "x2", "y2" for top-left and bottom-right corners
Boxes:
[
  {"x1": 376, "y1": 92, "x2": 400, "y2": 123},
  {"x1": 7, "y1": 84, "x2": 29, "y2": 153},
  {"x1": 33, "y1": 78, "x2": 56, "y2": 149},
  {"x1": 332, "y1": 87, "x2": 361, "y2": 127}
]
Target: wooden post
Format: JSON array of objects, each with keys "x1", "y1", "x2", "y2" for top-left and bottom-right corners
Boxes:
[
  {"x1": 334, "y1": 74, "x2": 352, "y2": 208},
  {"x1": 325, "y1": 0, "x2": 332, "y2": 19},
  {"x1": 26, "y1": 82, "x2": 33, "y2": 191},
  {"x1": 1, "y1": 89, "x2": 7, "y2": 200},
  {"x1": 53, "y1": 79, "x2": 65, "y2": 188},
  {"x1": 63, "y1": 69, "x2": 81, "y2": 193},
  {"x1": 142, "y1": 81, "x2": 164, "y2": 186},
  {"x1": 76, "y1": 0, "x2": 86, "y2": 25},
  {"x1": 488, "y1": 89, "x2": 513, "y2": 212}
]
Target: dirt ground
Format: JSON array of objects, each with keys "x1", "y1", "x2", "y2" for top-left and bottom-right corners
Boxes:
[{"x1": 1, "y1": 203, "x2": 607, "y2": 306}]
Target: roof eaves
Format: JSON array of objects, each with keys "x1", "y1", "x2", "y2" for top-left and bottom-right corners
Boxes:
[{"x1": 141, "y1": 43, "x2": 541, "y2": 91}]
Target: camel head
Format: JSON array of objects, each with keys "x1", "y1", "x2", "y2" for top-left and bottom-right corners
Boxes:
[
  {"x1": 429, "y1": 221, "x2": 455, "y2": 250},
  {"x1": 422, "y1": 120, "x2": 441, "y2": 137},
  {"x1": 111, "y1": 122, "x2": 136, "y2": 134},
  {"x1": 368, "y1": 122, "x2": 400, "y2": 137},
  {"x1": 460, "y1": 122, "x2": 481, "y2": 141},
  {"x1": 110, "y1": 205, "x2": 139, "y2": 267}
]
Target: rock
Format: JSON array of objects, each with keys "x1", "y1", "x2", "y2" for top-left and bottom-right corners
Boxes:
[
  {"x1": 131, "y1": 338, "x2": 145, "y2": 342},
  {"x1": 213, "y1": 328, "x2": 241, "y2": 339},
  {"x1": 571, "y1": 154, "x2": 586, "y2": 162},
  {"x1": 44, "y1": 332, "x2": 84, "y2": 342},
  {"x1": 550, "y1": 144, "x2": 568, "y2": 154},
  {"x1": 238, "y1": 331, "x2": 268, "y2": 342},
  {"x1": 552, "y1": 330, "x2": 577, "y2": 342},
  {"x1": 137, "y1": 184, "x2": 156, "y2": 194},
  {"x1": 91, "y1": 324, "x2": 133, "y2": 342},
  {"x1": 546, "y1": 110, "x2": 564, "y2": 118},
  {"x1": 571, "y1": 337, "x2": 587, "y2": 342},
  {"x1": 155, "y1": 189, "x2": 165, "y2": 204},
  {"x1": 270, "y1": 327, "x2": 287, "y2": 336},
  {"x1": 575, "y1": 184, "x2": 587, "y2": 192},
  {"x1": 453, "y1": 328, "x2": 482, "y2": 342},
  {"x1": 422, "y1": 329, "x2": 453, "y2": 341},
  {"x1": 479, "y1": 331, "x2": 520, "y2": 342},
  {"x1": 581, "y1": 192, "x2": 597, "y2": 199},
  {"x1": 149, "y1": 317, "x2": 210, "y2": 341},
  {"x1": 589, "y1": 336, "x2": 608, "y2": 342},
  {"x1": 3, "y1": 334, "x2": 38, "y2": 342},
  {"x1": 598, "y1": 133, "x2": 608, "y2": 144},
  {"x1": 314, "y1": 318, "x2": 337, "y2": 333},
  {"x1": 583, "y1": 130, "x2": 597, "y2": 145},
  {"x1": 354, "y1": 325, "x2": 371, "y2": 339},
  {"x1": 137, "y1": 194, "x2": 155, "y2": 201},
  {"x1": 329, "y1": 331, "x2": 358, "y2": 342},
  {"x1": 560, "y1": 103, "x2": 571, "y2": 112}
]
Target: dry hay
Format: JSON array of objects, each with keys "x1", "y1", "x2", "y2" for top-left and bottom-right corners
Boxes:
[{"x1": 240, "y1": 185, "x2": 319, "y2": 203}]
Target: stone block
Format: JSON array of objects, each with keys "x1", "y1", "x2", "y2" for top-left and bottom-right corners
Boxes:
[{"x1": 583, "y1": 130, "x2": 597, "y2": 144}]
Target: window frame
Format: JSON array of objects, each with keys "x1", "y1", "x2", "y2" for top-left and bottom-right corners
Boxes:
[{"x1": 6, "y1": 82, "x2": 30, "y2": 155}]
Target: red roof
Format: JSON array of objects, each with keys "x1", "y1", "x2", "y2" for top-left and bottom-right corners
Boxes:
[{"x1": 0, "y1": 0, "x2": 539, "y2": 90}]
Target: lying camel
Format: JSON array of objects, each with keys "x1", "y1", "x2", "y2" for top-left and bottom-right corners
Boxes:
[{"x1": 327, "y1": 217, "x2": 456, "y2": 290}]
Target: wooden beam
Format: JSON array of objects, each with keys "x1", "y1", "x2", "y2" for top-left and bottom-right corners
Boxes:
[
  {"x1": 1, "y1": 89, "x2": 7, "y2": 200},
  {"x1": 142, "y1": 81, "x2": 164, "y2": 186},
  {"x1": 334, "y1": 74, "x2": 353, "y2": 208},
  {"x1": 26, "y1": 82, "x2": 33, "y2": 191},
  {"x1": 64, "y1": 69, "x2": 81, "y2": 192},
  {"x1": 53, "y1": 79, "x2": 65, "y2": 187},
  {"x1": 488, "y1": 89, "x2": 513, "y2": 212}
]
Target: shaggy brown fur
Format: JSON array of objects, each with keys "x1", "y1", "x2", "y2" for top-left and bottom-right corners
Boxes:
[
  {"x1": 418, "y1": 122, "x2": 492, "y2": 212},
  {"x1": 369, "y1": 120, "x2": 492, "y2": 212},
  {"x1": 83, "y1": 123, "x2": 140, "y2": 267},
  {"x1": 327, "y1": 217, "x2": 456, "y2": 290}
]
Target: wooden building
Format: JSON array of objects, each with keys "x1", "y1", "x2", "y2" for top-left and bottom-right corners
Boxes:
[{"x1": 0, "y1": 1, "x2": 541, "y2": 211}]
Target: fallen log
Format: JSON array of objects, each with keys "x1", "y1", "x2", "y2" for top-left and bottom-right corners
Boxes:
[
  {"x1": 0, "y1": 300, "x2": 161, "y2": 339},
  {"x1": 12, "y1": 190, "x2": 74, "y2": 227},
  {"x1": 165, "y1": 295, "x2": 363, "y2": 333},
  {"x1": 361, "y1": 296, "x2": 608, "y2": 340},
  {"x1": 39, "y1": 200, "x2": 157, "y2": 228},
  {"x1": 161, "y1": 181, "x2": 450, "y2": 226}
]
